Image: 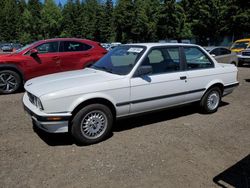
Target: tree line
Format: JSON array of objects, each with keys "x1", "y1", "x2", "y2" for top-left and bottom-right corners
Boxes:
[{"x1": 0, "y1": 0, "x2": 249, "y2": 45}]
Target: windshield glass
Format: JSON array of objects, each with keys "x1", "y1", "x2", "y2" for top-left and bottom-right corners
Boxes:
[
  {"x1": 231, "y1": 41, "x2": 249, "y2": 49},
  {"x1": 91, "y1": 45, "x2": 146, "y2": 75},
  {"x1": 14, "y1": 42, "x2": 36, "y2": 53}
]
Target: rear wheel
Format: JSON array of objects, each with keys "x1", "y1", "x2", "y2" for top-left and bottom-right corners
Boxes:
[
  {"x1": 71, "y1": 104, "x2": 113, "y2": 145},
  {"x1": 200, "y1": 87, "x2": 221, "y2": 113},
  {"x1": 238, "y1": 61, "x2": 243, "y2": 67},
  {"x1": 0, "y1": 70, "x2": 21, "y2": 94}
]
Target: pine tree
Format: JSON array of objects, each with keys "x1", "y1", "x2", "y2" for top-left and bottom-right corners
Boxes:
[
  {"x1": 0, "y1": 0, "x2": 20, "y2": 42},
  {"x1": 19, "y1": 8, "x2": 33, "y2": 44},
  {"x1": 27, "y1": 0, "x2": 43, "y2": 40},
  {"x1": 61, "y1": 0, "x2": 78, "y2": 37},
  {"x1": 98, "y1": 0, "x2": 114, "y2": 42},
  {"x1": 41, "y1": 0, "x2": 63, "y2": 38}
]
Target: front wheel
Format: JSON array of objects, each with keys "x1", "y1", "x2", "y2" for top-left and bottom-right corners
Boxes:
[
  {"x1": 71, "y1": 104, "x2": 113, "y2": 145},
  {"x1": 200, "y1": 87, "x2": 221, "y2": 114},
  {"x1": 0, "y1": 70, "x2": 21, "y2": 94}
]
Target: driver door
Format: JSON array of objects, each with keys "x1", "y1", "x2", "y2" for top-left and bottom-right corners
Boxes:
[
  {"x1": 130, "y1": 47, "x2": 188, "y2": 114},
  {"x1": 25, "y1": 41, "x2": 61, "y2": 79}
]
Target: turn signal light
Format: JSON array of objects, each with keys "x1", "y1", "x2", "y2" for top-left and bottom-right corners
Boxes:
[{"x1": 46, "y1": 117, "x2": 62, "y2": 121}]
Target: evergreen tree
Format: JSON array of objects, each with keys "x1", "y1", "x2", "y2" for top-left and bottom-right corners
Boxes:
[
  {"x1": 114, "y1": 0, "x2": 134, "y2": 42},
  {"x1": 0, "y1": 0, "x2": 20, "y2": 42},
  {"x1": 41, "y1": 0, "x2": 63, "y2": 38},
  {"x1": 98, "y1": 0, "x2": 114, "y2": 42},
  {"x1": 27, "y1": 0, "x2": 43, "y2": 40},
  {"x1": 19, "y1": 8, "x2": 33, "y2": 44},
  {"x1": 222, "y1": 0, "x2": 250, "y2": 39},
  {"x1": 61, "y1": 0, "x2": 79, "y2": 37},
  {"x1": 157, "y1": 0, "x2": 188, "y2": 40}
]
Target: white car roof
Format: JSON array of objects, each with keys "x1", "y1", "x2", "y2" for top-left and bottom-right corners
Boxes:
[{"x1": 124, "y1": 43, "x2": 199, "y2": 48}]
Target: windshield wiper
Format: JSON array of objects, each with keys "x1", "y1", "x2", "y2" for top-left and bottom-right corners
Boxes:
[{"x1": 91, "y1": 65, "x2": 113, "y2": 73}]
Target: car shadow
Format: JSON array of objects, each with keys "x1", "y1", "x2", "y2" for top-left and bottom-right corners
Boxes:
[
  {"x1": 33, "y1": 101, "x2": 229, "y2": 146},
  {"x1": 213, "y1": 154, "x2": 250, "y2": 188},
  {"x1": 33, "y1": 125, "x2": 75, "y2": 146},
  {"x1": 245, "y1": 79, "x2": 250, "y2": 83},
  {"x1": 114, "y1": 101, "x2": 229, "y2": 132}
]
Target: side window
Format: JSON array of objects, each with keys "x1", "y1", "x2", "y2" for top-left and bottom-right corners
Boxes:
[
  {"x1": 141, "y1": 47, "x2": 181, "y2": 74},
  {"x1": 148, "y1": 49, "x2": 164, "y2": 64},
  {"x1": 210, "y1": 48, "x2": 220, "y2": 56},
  {"x1": 62, "y1": 41, "x2": 92, "y2": 52},
  {"x1": 36, "y1": 42, "x2": 59, "y2": 54},
  {"x1": 184, "y1": 47, "x2": 213, "y2": 70},
  {"x1": 220, "y1": 48, "x2": 231, "y2": 55}
]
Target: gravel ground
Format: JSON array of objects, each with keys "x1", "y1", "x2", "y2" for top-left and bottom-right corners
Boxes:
[{"x1": 0, "y1": 67, "x2": 250, "y2": 188}]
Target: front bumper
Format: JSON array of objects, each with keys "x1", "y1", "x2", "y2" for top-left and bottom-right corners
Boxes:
[
  {"x1": 237, "y1": 55, "x2": 250, "y2": 64},
  {"x1": 23, "y1": 92, "x2": 71, "y2": 133}
]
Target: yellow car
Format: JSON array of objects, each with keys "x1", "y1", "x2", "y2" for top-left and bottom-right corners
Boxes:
[{"x1": 230, "y1": 38, "x2": 250, "y2": 53}]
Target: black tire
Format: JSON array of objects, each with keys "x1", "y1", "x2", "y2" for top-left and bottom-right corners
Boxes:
[
  {"x1": 238, "y1": 61, "x2": 243, "y2": 67},
  {"x1": 71, "y1": 104, "x2": 113, "y2": 145},
  {"x1": 231, "y1": 61, "x2": 236, "y2": 66},
  {"x1": 0, "y1": 70, "x2": 21, "y2": 94},
  {"x1": 200, "y1": 87, "x2": 222, "y2": 114}
]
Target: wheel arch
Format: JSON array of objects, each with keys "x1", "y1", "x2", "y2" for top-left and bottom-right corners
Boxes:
[
  {"x1": 0, "y1": 64, "x2": 25, "y2": 83},
  {"x1": 204, "y1": 81, "x2": 224, "y2": 97},
  {"x1": 70, "y1": 97, "x2": 117, "y2": 122}
]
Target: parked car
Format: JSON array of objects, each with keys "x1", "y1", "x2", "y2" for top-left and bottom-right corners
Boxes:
[
  {"x1": 204, "y1": 46, "x2": 238, "y2": 66},
  {"x1": 1, "y1": 44, "x2": 13, "y2": 52},
  {"x1": 0, "y1": 43, "x2": 22, "y2": 53},
  {"x1": 23, "y1": 43, "x2": 239, "y2": 145},
  {"x1": 237, "y1": 48, "x2": 250, "y2": 66},
  {"x1": 0, "y1": 38, "x2": 107, "y2": 94},
  {"x1": 230, "y1": 38, "x2": 250, "y2": 53}
]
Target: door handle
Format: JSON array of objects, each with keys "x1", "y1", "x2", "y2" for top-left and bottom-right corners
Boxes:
[{"x1": 180, "y1": 76, "x2": 187, "y2": 80}]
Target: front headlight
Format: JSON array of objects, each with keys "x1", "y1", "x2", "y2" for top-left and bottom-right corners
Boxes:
[
  {"x1": 36, "y1": 98, "x2": 44, "y2": 110},
  {"x1": 27, "y1": 92, "x2": 44, "y2": 110}
]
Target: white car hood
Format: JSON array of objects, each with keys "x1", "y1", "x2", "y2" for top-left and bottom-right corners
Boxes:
[{"x1": 25, "y1": 68, "x2": 123, "y2": 97}]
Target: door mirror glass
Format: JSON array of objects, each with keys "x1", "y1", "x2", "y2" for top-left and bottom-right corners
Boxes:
[
  {"x1": 30, "y1": 49, "x2": 38, "y2": 55},
  {"x1": 135, "y1": 65, "x2": 152, "y2": 77}
]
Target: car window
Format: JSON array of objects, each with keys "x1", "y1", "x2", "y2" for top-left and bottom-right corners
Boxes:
[
  {"x1": 184, "y1": 47, "x2": 213, "y2": 70},
  {"x1": 141, "y1": 47, "x2": 181, "y2": 74},
  {"x1": 36, "y1": 42, "x2": 59, "y2": 54},
  {"x1": 148, "y1": 50, "x2": 164, "y2": 64},
  {"x1": 62, "y1": 41, "x2": 92, "y2": 52},
  {"x1": 210, "y1": 48, "x2": 220, "y2": 56},
  {"x1": 92, "y1": 46, "x2": 146, "y2": 75},
  {"x1": 231, "y1": 41, "x2": 249, "y2": 49},
  {"x1": 220, "y1": 48, "x2": 231, "y2": 55}
]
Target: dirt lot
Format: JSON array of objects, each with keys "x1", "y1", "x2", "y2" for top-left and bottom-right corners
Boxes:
[{"x1": 0, "y1": 67, "x2": 250, "y2": 188}]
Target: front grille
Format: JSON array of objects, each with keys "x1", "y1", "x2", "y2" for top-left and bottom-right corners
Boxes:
[
  {"x1": 27, "y1": 92, "x2": 36, "y2": 105},
  {"x1": 242, "y1": 51, "x2": 250, "y2": 56}
]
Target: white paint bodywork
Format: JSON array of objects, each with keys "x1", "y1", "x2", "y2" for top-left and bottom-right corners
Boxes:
[{"x1": 23, "y1": 43, "x2": 239, "y2": 133}]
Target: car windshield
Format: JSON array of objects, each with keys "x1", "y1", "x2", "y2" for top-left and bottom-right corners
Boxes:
[
  {"x1": 91, "y1": 45, "x2": 146, "y2": 75},
  {"x1": 231, "y1": 41, "x2": 249, "y2": 49},
  {"x1": 14, "y1": 42, "x2": 36, "y2": 53}
]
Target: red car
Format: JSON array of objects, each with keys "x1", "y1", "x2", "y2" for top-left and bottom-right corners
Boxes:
[{"x1": 0, "y1": 38, "x2": 107, "y2": 94}]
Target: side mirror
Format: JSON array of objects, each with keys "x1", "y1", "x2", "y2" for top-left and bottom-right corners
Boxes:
[
  {"x1": 30, "y1": 49, "x2": 38, "y2": 56},
  {"x1": 134, "y1": 65, "x2": 152, "y2": 77},
  {"x1": 211, "y1": 54, "x2": 216, "y2": 57}
]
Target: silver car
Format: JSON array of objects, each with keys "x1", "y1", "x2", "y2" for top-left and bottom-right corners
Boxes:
[{"x1": 204, "y1": 47, "x2": 238, "y2": 66}]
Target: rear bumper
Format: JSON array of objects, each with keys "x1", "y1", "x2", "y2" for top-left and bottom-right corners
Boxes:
[
  {"x1": 223, "y1": 82, "x2": 239, "y2": 96},
  {"x1": 23, "y1": 93, "x2": 71, "y2": 133}
]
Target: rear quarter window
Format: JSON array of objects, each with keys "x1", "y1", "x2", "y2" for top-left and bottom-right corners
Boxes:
[{"x1": 184, "y1": 47, "x2": 214, "y2": 70}]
